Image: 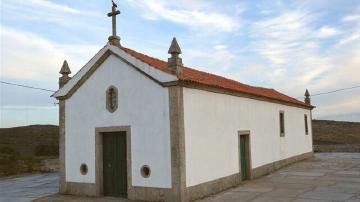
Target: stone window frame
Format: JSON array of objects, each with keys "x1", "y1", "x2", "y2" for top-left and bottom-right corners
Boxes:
[
  {"x1": 304, "y1": 114, "x2": 309, "y2": 135},
  {"x1": 279, "y1": 110, "x2": 285, "y2": 137},
  {"x1": 106, "y1": 85, "x2": 118, "y2": 113}
]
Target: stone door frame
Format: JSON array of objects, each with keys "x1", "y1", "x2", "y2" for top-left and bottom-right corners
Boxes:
[{"x1": 95, "y1": 126, "x2": 132, "y2": 197}]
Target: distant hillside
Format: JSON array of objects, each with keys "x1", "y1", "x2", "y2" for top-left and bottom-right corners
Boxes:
[
  {"x1": 0, "y1": 125, "x2": 59, "y2": 176},
  {"x1": 0, "y1": 125, "x2": 58, "y2": 157},
  {"x1": 312, "y1": 120, "x2": 360, "y2": 145}
]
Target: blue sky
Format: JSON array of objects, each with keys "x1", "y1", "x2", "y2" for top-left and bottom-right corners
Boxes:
[{"x1": 1, "y1": 0, "x2": 360, "y2": 127}]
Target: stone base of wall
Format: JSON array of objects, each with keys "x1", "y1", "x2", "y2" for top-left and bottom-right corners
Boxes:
[
  {"x1": 187, "y1": 173, "x2": 241, "y2": 201},
  {"x1": 252, "y1": 151, "x2": 313, "y2": 179},
  {"x1": 59, "y1": 152, "x2": 313, "y2": 201},
  {"x1": 60, "y1": 182, "x2": 175, "y2": 201},
  {"x1": 128, "y1": 186, "x2": 173, "y2": 202},
  {"x1": 186, "y1": 151, "x2": 313, "y2": 202},
  {"x1": 61, "y1": 182, "x2": 98, "y2": 196}
]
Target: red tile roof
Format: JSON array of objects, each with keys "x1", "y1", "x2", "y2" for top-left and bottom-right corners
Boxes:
[{"x1": 122, "y1": 47, "x2": 313, "y2": 109}]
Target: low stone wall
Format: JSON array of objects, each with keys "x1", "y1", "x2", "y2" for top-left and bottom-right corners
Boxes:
[
  {"x1": 40, "y1": 159, "x2": 59, "y2": 172},
  {"x1": 0, "y1": 157, "x2": 58, "y2": 177},
  {"x1": 314, "y1": 144, "x2": 360, "y2": 153}
]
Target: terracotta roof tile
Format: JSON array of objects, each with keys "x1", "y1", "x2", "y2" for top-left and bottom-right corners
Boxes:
[{"x1": 122, "y1": 47, "x2": 313, "y2": 109}]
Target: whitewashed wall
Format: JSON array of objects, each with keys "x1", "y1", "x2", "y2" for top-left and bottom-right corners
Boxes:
[
  {"x1": 65, "y1": 55, "x2": 172, "y2": 188},
  {"x1": 183, "y1": 88, "x2": 313, "y2": 187}
]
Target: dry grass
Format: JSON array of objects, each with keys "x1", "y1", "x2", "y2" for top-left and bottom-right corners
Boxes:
[
  {"x1": 0, "y1": 125, "x2": 58, "y2": 176},
  {"x1": 312, "y1": 120, "x2": 360, "y2": 145}
]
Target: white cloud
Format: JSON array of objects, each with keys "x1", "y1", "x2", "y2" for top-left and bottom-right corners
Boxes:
[
  {"x1": 237, "y1": 7, "x2": 360, "y2": 119},
  {"x1": 0, "y1": 105, "x2": 57, "y2": 110},
  {"x1": 337, "y1": 14, "x2": 360, "y2": 46},
  {"x1": 338, "y1": 31, "x2": 360, "y2": 45},
  {"x1": 247, "y1": 10, "x2": 337, "y2": 92},
  {"x1": 125, "y1": 0, "x2": 240, "y2": 32},
  {"x1": 252, "y1": 11, "x2": 314, "y2": 64},
  {"x1": 316, "y1": 26, "x2": 340, "y2": 38},
  {"x1": 0, "y1": 27, "x2": 99, "y2": 81},
  {"x1": 213, "y1": 45, "x2": 227, "y2": 50},
  {"x1": 26, "y1": 0, "x2": 80, "y2": 14},
  {"x1": 1, "y1": 0, "x2": 102, "y2": 28},
  {"x1": 314, "y1": 94, "x2": 360, "y2": 118},
  {"x1": 186, "y1": 46, "x2": 237, "y2": 74},
  {"x1": 342, "y1": 14, "x2": 360, "y2": 22}
]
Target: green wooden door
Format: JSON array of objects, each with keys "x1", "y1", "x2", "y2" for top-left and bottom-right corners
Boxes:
[
  {"x1": 103, "y1": 132, "x2": 127, "y2": 197},
  {"x1": 239, "y1": 135, "x2": 247, "y2": 180}
]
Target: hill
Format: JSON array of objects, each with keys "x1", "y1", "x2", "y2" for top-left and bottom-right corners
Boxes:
[
  {"x1": 312, "y1": 120, "x2": 360, "y2": 145},
  {"x1": 0, "y1": 125, "x2": 58, "y2": 176},
  {"x1": 0, "y1": 125, "x2": 59, "y2": 156}
]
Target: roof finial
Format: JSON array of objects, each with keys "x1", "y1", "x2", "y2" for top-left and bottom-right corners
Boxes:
[
  {"x1": 107, "y1": 0, "x2": 121, "y2": 47},
  {"x1": 168, "y1": 37, "x2": 182, "y2": 55},
  {"x1": 304, "y1": 89, "x2": 311, "y2": 105},
  {"x1": 59, "y1": 60, "x2": 71, "y2": 75},
  {"x1": 59, "y1": 60, "x2": 72, "y2": 88},
  {"x1": 167, "y1": 37, "x2": 183, "y2": 75}
]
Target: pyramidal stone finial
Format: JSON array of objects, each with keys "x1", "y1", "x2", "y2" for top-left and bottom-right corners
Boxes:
[
  {"x1": 59, "y1": 60, "x2": 72, "y2": 88},
  {"x1": 304, "y1": 89, "x2": 311, "y2": 105},
  {"x1": 168, "y1": 37, "x2": 182, "y2": 54},
  {"x1": 59, "y1": 60, "x2": 71, "y2": 75},
  {"x1": 167, "y1": 37, "x2": 183, "y2": 75}
]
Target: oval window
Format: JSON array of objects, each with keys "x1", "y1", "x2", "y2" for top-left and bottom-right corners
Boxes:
[
  {"x1": 141, "y1": 165, "x2": 151, "y2": 178},
  {"x1": 80, "y1": 163, "x2": 88, "y2": 175}
]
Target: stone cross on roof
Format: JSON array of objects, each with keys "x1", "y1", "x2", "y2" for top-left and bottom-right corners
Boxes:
[{"x1": 107, "y1": 0, "x2": 121, "y2": 46}]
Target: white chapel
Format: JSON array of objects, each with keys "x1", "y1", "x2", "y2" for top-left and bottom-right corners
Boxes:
[{"x1": 53, "y1": 2, "x2": 314, "y2": 202}]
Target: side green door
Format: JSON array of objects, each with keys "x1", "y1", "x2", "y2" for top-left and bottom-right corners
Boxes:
[
  {"x1": 103, "y1": 132, "x2": 127, "y2": 197},
  {"x1": 239, "y1": 135, "x2": 247, "y2": 180}
]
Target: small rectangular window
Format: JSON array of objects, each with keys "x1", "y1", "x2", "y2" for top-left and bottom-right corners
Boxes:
[
  {"x1": 279, "y1": 111, "x2": 285, "y2": 137},
  {"x1": 304, "y1": 114, "x2": 309, "y2": 135}
]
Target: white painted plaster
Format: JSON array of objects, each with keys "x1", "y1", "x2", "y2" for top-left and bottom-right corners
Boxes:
[
  {"x1": 183, "y1": 88, "x2": 313, "y2": 187},
  {"x1": 53, "y1": 44, "x2": 177, "y2": 98},
  {"x1": 65, "y1": 55, "x2": 172, "y2": 188}
]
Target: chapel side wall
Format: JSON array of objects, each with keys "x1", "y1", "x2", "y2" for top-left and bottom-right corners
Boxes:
[
  {"x1": 64, "y1": 55, "x2": 172, "y2": 188},
  {"x1": 183, "y1": 87, "x2": 313, "y2": 187}
]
